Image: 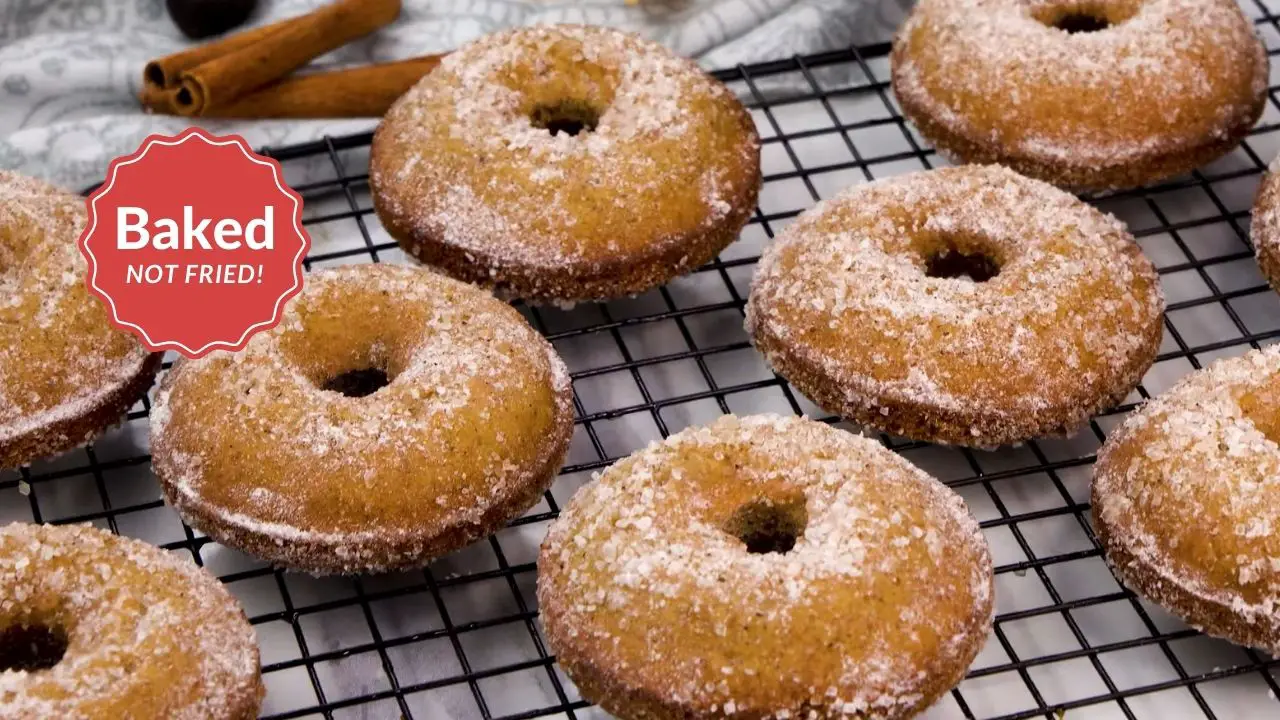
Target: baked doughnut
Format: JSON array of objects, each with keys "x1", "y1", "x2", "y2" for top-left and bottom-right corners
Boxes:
[
  {"x1": 0, "y1": 522, "x2": 262, "y2": 718},
  {"x1": 538, "y1": 414, "x2": 993, "y2": 720},
  {"x1": 369, "y1": 25, "x2": 760, "y2": 303},
  {"x1": 891, "y1": 0, "x2": 1268, "y2": 191},
  {"x1": 152, "y1": 263, "x2": 574, "y2": 574},
  {"x1": 1250, "y1": 166, "x2": 1280, "y2": 293},
  {"x1": 0, "y1": 172, "x2": 160, "y2": 468},
  {"x1": 745, "y1": 165, "x2": 1163, "y2": 447},
  {"x1": 1093, "y1": 346, "x2": 1280, "y2": 653}
]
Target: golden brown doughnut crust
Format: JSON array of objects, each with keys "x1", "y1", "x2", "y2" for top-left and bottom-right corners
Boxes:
[
  {"x1": 1093, "y1": 347, "x2": 1280, "y2": 654},
  {"x1": 0, "y1": 523, "x2": 262, "y2": 718},
  {"x1": 538, "y1": 414, "x2": 994, "y2": 720},
  {"x1": 151, "y1": 264, "x2": 574, "y2": 575},
  {"x1": 1250, "y1": 169, "x2": 1280, "y2": 293},
  {"x1": 891, "y1": 0, "x2": 1268, "y2": 191},
  {"x1": 0, "y1": 172, "x2": 161, "y2": 468},
  {"x1": 369, "y1": 25, "x2": 760, "y2": 303},
  {"x1": 745, "y1": 165, "x2": 1164, "y2": 447}
]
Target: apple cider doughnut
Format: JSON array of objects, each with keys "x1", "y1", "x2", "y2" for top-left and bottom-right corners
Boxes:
[
  {"x1": 151, "y1": 263, "x2": 574, "y2": 574},
  {"x1": 1094, "y1": 346, "x2": 1280, "y2": 653},
  {"x1": 370, "y1": 24, "x2": 760, "y2": 303},
  {"x1": 1250, "y1": 164, "x2": 1280, "y2": 293},
  {"x1": 746, "y1": 165, "x2": 1164, "y2": 447},
  {"x1": 0, "y1": 171, "x2": 160, "y2": 468},
  {"x1": 0, "y1": 522, "x2": 262, "y2": 718},
  {"x1": 892, "y1": 0, "x2": 1267, "y2": 190},
  {"x1": 538, "y1": 414, "x2": 994, "y2": 720}
]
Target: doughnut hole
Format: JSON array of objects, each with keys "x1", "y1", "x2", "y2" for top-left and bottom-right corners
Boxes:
[
  {"x1": 723, "y1": 493, "x2": 808, "y2": 554},
  {"x1": 1050, "y1": 11, "x2": 1109, "y2": 32},
  {"x1": 0, "y1": 622, "x2": 68, "y2": 672},
  {"x1": 304, "y1": 347, "x2": 403, "y2": 400},
  {"x1": 321, "y1": 368, "x2": 391, "y2": 398},
  {"x1": 1239, "y1": 383, "x2": 1280, "y2": 446},
  {"x1": 530, "y1": 99, "x2": 601, "y2": 137},
  {"x1": 926, "y1": 250, "x2": 1001, "y2": 282},
  {"x1": 918, "y1": 233, "x2": 1005, "y2": 283},
  {"x1": 1033, "y1": 0, "x2": 1138, "y2": 33},
  {"x1": 276, "y1": 299, "x2": 422, "y2": 400},
  {"x1": 298, "y1": 341, "x2": 404, "y2": 400},
  {"x1": 514, "y1": 47, "x2": 618, "y2": 139}
]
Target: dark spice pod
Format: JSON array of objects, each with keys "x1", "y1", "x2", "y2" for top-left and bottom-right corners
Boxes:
[{"x1": 165, "y1": 0, "x2": 258, "y2": 40}]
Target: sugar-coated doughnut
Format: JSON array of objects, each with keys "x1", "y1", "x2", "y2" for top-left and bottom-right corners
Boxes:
[
  {"x1": 1093, "y1": 346, "x2": 1280, "y2": 653},
  {"x1": 0, "y1": 523, "x2": 262, "y2": 718},
  {"x1": 152, "y1": 264, "x2": 574, "y2": 574},
  {"x1": 0, "y1": 172, "x2": 160, "y2": 468},
  {"x1": 538, "y1": 414, "x2": 994, "y2": 720},
  {"x1": 891, "y1": 0, "x2": 1268, "y2": 190},
  {"x1": 370, "y1": 25, "x2": 760, "y2": 303},
  {"x1": 746, "y1": 165, "x2": 1164, "y2": 447},
  {"x1": 1249, "y1": 164, "x2": 1280, "y2": 293}
]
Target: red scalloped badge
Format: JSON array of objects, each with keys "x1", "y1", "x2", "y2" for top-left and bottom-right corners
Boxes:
[{"x1": 79, "y1": 128, "x2": 310, "y2": 358}]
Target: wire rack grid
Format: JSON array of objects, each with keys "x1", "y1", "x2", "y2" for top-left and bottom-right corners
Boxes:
[{"x1": 7, "y1": 7, "x2": 1280, "y2": 719}]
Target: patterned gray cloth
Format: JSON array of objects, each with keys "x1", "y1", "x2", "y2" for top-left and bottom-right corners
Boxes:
[{"x1": 0, "y1": 0, "x2": 907, "y2": 190}]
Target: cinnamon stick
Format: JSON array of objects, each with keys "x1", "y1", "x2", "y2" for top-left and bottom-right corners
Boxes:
[
  {"x1": 142, "y1": 15, "x2": 295, "y2": 93},
  {"x1": 173, "y1": 0, "x2": 402, "y2": 117},
  {"x1": 138, "y1": 86, "x2": 175, "y2": 114},
  {"x1": 198, "y1": 55, "x2": 444, "y2": 118}
]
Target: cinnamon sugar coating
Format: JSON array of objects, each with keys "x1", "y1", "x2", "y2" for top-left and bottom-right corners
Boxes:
[
  {"x1": 891, "y1": 0, "x2": 1267, "y2": 191},
  {"x1": 537, "y1": 414, "x2": 994, "y2": 720},
  {"x1": 369, "y1": 25, "x2": 760, "y2": 303},
  {"x1": 0, "y1": 523, "x2": 262, "y2": 719},
  {"x1": 151, "y1": 264, "x2": 574, "y2": 574},
  {"x1": 745, "y1": 165, "x2": 1163, "y2": 447},
  {"x1": 1093, "y1": 346, "x2": 1280, "y2": 653},
  {"x1": 1250, "y1": 168, "x2": 1280, "y2": 293},
  {"x1": 0, "y1": 172, "x2": 160, "y2": 468}
]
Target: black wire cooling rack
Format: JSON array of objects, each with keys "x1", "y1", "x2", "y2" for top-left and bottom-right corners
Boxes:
[{"x1": 7, "y1": 11, "x2": 1280, "y2": 719}]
